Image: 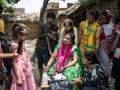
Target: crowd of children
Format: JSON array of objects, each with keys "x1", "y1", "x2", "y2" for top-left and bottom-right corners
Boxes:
[{"x1": 0, "y1": 3, "x2": 120, "y2": 90}]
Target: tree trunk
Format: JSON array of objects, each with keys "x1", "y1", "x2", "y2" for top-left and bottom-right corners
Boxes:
[{"x1": 31, "y1": 0, "x2": 49, "y2": 61}]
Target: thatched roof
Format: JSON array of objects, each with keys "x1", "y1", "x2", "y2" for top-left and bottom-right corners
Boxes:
[
  {"x1": 58, "y1": 3, "x2": 86, "y2": 27},
  {"x1": 58, "y1": 3, "x2": 81, "y2": 17}
]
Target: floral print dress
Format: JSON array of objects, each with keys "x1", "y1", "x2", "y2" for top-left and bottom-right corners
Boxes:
[{"x1": 83, "y1": 64, "x2": 107, "y2": 90}]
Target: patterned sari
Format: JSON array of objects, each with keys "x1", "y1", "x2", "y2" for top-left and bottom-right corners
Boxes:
[{"x1": 48, "y1": 43, "x2": 84, "y2": 90}]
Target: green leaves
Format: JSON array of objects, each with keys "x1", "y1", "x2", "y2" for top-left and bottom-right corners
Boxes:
[
  {"x1": 0, "y1": 0, "x2": 20, "y2": 4},
  {"x1": 0, "y1": 0, "x2": 20, "y2": 13},
  {"x1": 4, "y1": 6, "x2": 14, "y2": 13},
  {"x1": 6, "y1": 0, "x2": 20, "y2": 4},
  {"x1": 0, "y1": 0, "x2": 5, "y2": 4}
]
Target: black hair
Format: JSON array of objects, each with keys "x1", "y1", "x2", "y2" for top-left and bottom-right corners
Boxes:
[
  {"x1": 115, "y1": 17, "x2": 120, "y2": 25},
  {"x1": 0, "y1": 4, "x2": 3, "y2": 13},
  {"x1": 101, "y1": 10, "x2": 108, "y2": 18},
  {"x1": 64, "y1": 18, "x2": 74, "y2": 34},
  {"x1": 66, "y1": 33, "x2": 75, "y2": 44},
  {"x1": 47, "y1": 12, "x2": 56, "y2": 19},
  {"x1": 64, "y1": 18, "x2": 73, "y2": 27},
  {"x1": 11, "y1": 23, "x2": 30, "y2": 40},
  {"x1": 85, "y1": 52, "x2": 99, "y2": 64},
  {"x1": 89, "y1": 9, "x2": 99, "y2": 20}
]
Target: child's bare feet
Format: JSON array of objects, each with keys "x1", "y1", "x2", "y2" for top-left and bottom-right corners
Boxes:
[{"x1": 16, "y1": 79, "x2": 22, "y2": 85}]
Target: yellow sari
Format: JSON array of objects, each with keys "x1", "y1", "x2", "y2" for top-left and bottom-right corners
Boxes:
[{"x1": 79, "y1": 20, "x2": 101, "y2": 52}]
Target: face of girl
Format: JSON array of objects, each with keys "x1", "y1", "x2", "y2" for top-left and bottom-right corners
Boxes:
[
  {"x1": 47, "y1": 18, "x2": 53, "y2": 25},
  {"x1": 64, "y1": 23, "x2": 71, "y2": 31},
  {"x1": 63, "y1": 34, "x2": 72, "y2": 45},
  {"x1": 88, "y1": 15, "x2": 96, "y2": 24},
  {"x1": 51, "y1": 31, "x2": 57, "y2": 36},
  {"x1": 18, "y1": 29, "x2": 28, "y2": 41},
  {"x1": 18, "y1": 33, "x2": 27, "y2": 41},
  {"x1": 100, "y1": 15, "x2": 107, "y2": 24}
]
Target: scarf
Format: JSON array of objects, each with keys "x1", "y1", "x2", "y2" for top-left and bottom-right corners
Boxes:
[{"x1": 55, "y1": 42, "x2": 72, "y2": 73}]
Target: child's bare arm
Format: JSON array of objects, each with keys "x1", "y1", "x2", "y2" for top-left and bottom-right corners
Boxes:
[
  {"x1": 0, "y1": 53, "x2": 18, "y2": 59},
  {"x1": 11, "y1": 46, "x2": 21, "y2": 84},
  {"x1": 46, "y1": 36, "x2": 52, "y2": 56}
]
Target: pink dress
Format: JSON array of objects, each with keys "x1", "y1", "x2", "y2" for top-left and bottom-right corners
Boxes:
[{"x1": 10, "y1": 42, "x2": 36, "y2": 90}]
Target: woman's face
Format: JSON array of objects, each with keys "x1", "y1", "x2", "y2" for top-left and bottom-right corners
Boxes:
[
  {"x1": 63, "y1": 34, "x2": 72, "y2": 45},
  {"x1": 100, "y1": 15, "x2": 107, "y2": 24},
  {"x1": 64, "y1": 23, "x2": 71, "y2": 31}
]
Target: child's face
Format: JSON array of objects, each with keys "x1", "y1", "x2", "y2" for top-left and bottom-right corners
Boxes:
[
  {"x1": 64, "y1": 23, "x2": 71, "y2": 31},
  {"x1": 100, "y1": 15, "x2": 107, "y2": 24},
  {"x1": 18, "y1": 33, "x2": 27, "y2": 41},
  {"x1": 88, "y1": 15, "x2": 96, "y2": 24},
  {"x1": 83, "y1": 58, "x2": 92, "y2": 65},
  {"x1": 47, "y1": 18, "x2": 53, "y2": 25},
  {"x1": 51, "y1": 31, "x2": 57, "y2": 36}
]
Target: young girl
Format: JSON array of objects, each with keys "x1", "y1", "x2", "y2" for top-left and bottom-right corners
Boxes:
[
  {"x1": 111, "y1": 19, "x2": 120, "y2": 90},
  {"x1": 73, "y1": 53, "x2": 107, "y2": 90},
  {"x1": 82, "y1": 53, "x2": 107, "y2": 90},
  {"x1": 10, "y1": 23, "x2": 36, "y2": 90},
  {"x1": 46, "y1": 24, "x2": 58, "y2": 56},
  {"x1": 59, "y1": 18, "x2": 78, "y2": 46}
]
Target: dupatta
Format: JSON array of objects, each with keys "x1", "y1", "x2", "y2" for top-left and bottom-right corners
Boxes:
[{"x1": 55, "y1": 42, "x2": 73, "y2": 73}]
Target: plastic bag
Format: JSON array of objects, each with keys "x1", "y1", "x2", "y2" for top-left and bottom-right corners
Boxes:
[{"x1": 41, "y1": 71, "x2": 48, "y2": 86}]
